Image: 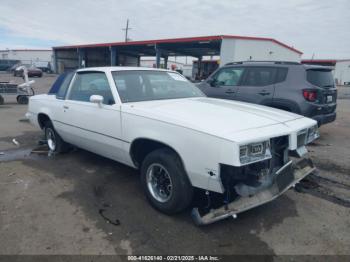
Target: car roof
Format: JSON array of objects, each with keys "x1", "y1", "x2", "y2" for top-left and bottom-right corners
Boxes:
[
  {"x1": 302, "y1": 64, "x2": 334, "y2": 70},
  {"x1": 224, "y1": 61, "x2": 301, "y2": 67},
  {"x1": 76, "y1": 66, "x2": 174, "y2": 73},
  {"x1": 223, "y1": 61, "x2": 333, "y2": 70}
]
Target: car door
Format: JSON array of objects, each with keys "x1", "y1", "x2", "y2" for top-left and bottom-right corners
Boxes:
[
  {"x1": 199, "y1": 67, "x2": 245, "y2": 99},
  {"x1": 57, "y1": 71, "x2": 126, "y2": 162},
  {"x1": 235, "y1": 67, "x2": 277, "y2": 105}
]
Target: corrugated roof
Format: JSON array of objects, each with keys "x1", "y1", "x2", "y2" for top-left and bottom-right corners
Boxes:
[{"x1": 53, "y1": 35, "x2": 302, "y2": 54}]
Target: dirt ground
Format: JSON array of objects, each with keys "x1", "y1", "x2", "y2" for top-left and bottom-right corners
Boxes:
[{"x1": 0, "y1": 73, "x2": 349, "y2": 255}]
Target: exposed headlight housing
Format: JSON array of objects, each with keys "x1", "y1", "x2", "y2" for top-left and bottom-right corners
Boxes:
[
  {"x1": 297, "y1": 125, "x2": 320, "y2": 147},
  {"x1": 307, "y1": 125, "x2": 320, "y2": 144},
  {"x1": 239, "y1": 140, "x2": 272, "y2": 165}
]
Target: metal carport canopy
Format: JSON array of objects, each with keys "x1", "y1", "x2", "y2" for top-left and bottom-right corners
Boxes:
[
  {"x1": 53, "y1": 35, "x2": 228, "y2": 57},
  {"x1": 53, "y1": 35, "x2": 302, "y2": 56},
  {"x1": 53, "y1": 35, "x2": 302, "y2": 71}
]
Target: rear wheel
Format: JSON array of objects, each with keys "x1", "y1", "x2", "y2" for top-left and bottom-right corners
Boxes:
[
  {"x1": 0, "y1": 95, "x2": 4, "y2": 105},
  {"x1": 141, "y1": 148, "x2": 193, "y2": 214},
  {"x1": 44, "y1": 121, "x2": 70, "y2": 153},
  {"x1": 17, "y1": 95, "x2": 29, "y2": 104}
]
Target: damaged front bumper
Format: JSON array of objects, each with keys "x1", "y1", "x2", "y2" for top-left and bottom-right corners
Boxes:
[{"x1": 192, "y1": 157, "x2": 315, "y2": 226}]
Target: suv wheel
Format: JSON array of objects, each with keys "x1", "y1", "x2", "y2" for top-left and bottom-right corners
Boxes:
[{"x1": 141, "y1": 148, "x2": 193, "y2": 214}]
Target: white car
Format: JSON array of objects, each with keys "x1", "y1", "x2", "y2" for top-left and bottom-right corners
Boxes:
[{"x1": 26, "y1": 67, "x2": 318, "y2": 225}]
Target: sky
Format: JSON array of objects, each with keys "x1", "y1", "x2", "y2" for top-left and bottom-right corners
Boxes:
[{"x1": 0, "y1": 0, "x2": 349, "y2": 59}]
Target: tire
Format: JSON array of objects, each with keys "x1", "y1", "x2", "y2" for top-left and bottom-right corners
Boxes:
[
  {"x1": 141, "y1": 148, "x2": 193, "y2": 214},
  {"x1": 17, "y1": 95, "x2": 29, "y2": 104},
  {"x1": 44, "y1": 121, "x2": 70, "y2": 153},
  {"x1": 0, "y1": 95, "x2": 4, "y2": 105}
]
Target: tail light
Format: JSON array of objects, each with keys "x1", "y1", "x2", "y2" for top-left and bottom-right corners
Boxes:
[{"x1": 303, "y1": 89, "x2": 317, "y2": 102}]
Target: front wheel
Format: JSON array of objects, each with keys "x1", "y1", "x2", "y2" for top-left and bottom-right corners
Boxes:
[
  {"x1": 44, "y1": 121, "x2": 70, "y2": 153},
  {"x1": 141, "y1": 148, "x2": 193, "y2": 214}
]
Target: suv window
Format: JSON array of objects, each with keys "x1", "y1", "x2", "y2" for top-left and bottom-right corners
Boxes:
[
  {"x1": 68, "y1": 72, "x2": 115, "y2": 105},
  {"x1": 307, "y1": 69, "x2": 334, "y2": 88},
  {"x1": 213, "y1": 67, "x2": 244, "y2": 86},
  {"x1": 241, "y1": 67, "x2": 277, "y2": 86},
  {"x1": 275, "y1": 68, "x2": 288, "y2": 83}
]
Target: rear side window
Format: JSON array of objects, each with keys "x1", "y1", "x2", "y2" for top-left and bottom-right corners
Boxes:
[
  {"x1": 275, "y1": 68, "x2": 288, "y2": 83},
  {"x1": 56, "y1": 73, "x2": 74, "y2": 99},
  {"x1": 241, "y1": 67, "x2": 277, "y2": 86},
  {"x1": 213, "y1": 67, "x2": 244, "y2": 86},
  {"x1": 48, "y1": 72, "x2": 71, "y2": 95},
  {"x1": 307, "y1": 70, "x2": 334, "y2": 88}
]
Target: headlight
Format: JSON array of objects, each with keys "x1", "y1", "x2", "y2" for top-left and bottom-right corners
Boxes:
[
  {"x1": 307, "y1": 125, "x2": 319, "y2": 143},
  {"x1": 239, "y1": 140, "x2": 272, "y2": 165}
]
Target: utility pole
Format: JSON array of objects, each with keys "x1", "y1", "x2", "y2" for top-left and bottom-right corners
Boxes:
[{"x1": 122, "y1": 19, "x2": 132, "y2": 42}]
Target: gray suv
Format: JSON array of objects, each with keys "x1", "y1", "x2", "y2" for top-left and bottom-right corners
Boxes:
[{"x1": 198, "y1": 61, "x2": 337, "y2": 126}]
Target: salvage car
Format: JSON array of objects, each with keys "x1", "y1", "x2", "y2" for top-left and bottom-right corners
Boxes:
[
  {"x1": 14, "y1": 65, "x2": 43, "y2": 77},
  {"x1": 26, "y1": 67, "x2": 318, "y2": 225}
]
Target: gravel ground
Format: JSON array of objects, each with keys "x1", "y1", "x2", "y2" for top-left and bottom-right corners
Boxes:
[{"x1": 0, "y1": 73, "x2": 349, "y2": 256}]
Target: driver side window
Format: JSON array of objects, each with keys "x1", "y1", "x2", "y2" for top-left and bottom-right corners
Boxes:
[
  {"x1": 212, "y1": 67, "x2": 244, "y2": 86},
  {"x1": 68, "y1": 72, "x2": 115, "y2": 105}
]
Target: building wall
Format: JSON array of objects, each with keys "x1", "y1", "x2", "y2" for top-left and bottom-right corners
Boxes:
[
  {"x1": 140, "y1": 59, "x2": 185, "y2": 70},
  {"x1": 55, "y1": 49, "x2": 79, "y2": 73},
  {"x1": 334, "y1": 61, "x2": 350, "y2": 85},
  {"x1": 219, "y1": 39, "x2": 301, "y2": 66},
  {"x1": 0, "y1": 50, "x2": 52, "y2": 65}
]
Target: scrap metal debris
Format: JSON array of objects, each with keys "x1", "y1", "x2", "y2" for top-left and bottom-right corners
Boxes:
[
  {"x1": 12, "y1": 139, "x2": 20, "y2": 146},
  {"x1": 99, "y1": 209, "x2": 120, "y2": 226},
  {"x1": 18, "y1": 118, "x2": 29, "y2": 123},
  {"x1": 31, "y1": 145, "x2": 50, "y2": 155}
]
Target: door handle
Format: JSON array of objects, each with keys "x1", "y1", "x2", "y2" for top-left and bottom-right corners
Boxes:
[
  {"x1": 258, "y1": 90, "x2": 270, "y2": 96},
  {"x1": 63, "y1": 105, "x2": 69, "y2": 109},
  {"x1": 225, "y1": 89, "x2": 235, "y2": 94}
]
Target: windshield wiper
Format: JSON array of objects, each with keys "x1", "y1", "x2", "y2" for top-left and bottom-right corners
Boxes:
[{"x1": 322, "y1": 85, "x2": 334, "y2": 88}]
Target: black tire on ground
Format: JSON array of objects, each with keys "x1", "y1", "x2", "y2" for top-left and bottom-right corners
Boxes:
[
  {"x1": 0, "y1": 95, "x2": 4, "y2": 105},
  {"x1": 140, "y1": 148, "x2": 193, "y2": 214},
  {"x1": 17, "y1": 95, "x2": 29, "y2": 104},
  {"x1": 44, "y1": 121, "x2": 70, "y2": 153}
]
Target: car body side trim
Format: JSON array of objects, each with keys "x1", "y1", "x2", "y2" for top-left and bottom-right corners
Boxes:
[{"x1": 52, "y1": 119, "x2": 130, "y2": 144}]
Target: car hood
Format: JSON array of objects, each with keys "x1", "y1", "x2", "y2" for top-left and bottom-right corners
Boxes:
[{"x1": 123, "y1": 97, "x2": 306, "y2": 139}]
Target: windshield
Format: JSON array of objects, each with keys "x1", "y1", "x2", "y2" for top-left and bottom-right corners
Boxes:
[
  {"x1": 307, "y1": 69, "x2": 335, "y2": 88},
  {"x1": 112, "y1": 70, "x2": 204, "y2": 103}
]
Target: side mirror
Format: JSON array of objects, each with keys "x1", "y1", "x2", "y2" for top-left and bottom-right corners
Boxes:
[
  {"x1": 90, "y1": 95, "x2": 104, "y2": 106},
  {"x1": 208, "y1": 78, "x2": 217, "y2": 87}
]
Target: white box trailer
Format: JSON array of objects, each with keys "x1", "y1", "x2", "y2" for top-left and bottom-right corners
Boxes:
[{"x1": 334, "y1": 60, "x2": 350, "y2": 85}]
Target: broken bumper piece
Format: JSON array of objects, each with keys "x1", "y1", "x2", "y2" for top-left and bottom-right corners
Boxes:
[{"x1": 192, "y1": 158, "x2": 315, "y2": 226}]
